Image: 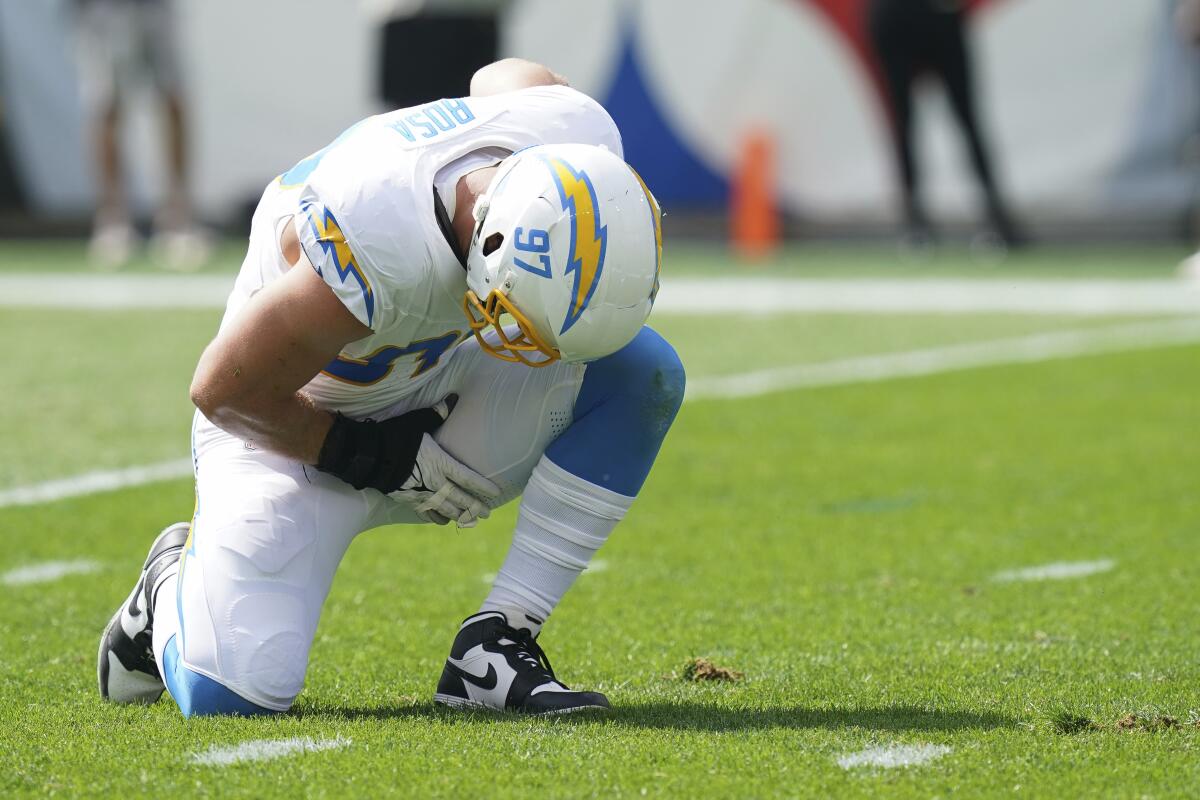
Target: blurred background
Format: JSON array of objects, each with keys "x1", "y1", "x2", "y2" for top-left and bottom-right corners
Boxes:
[{"x1": 0, "y1": 0, "x2": 1196, "y2": 265}]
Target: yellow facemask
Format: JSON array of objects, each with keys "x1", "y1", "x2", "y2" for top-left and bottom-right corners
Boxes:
[{"x1": 462, "y1": 288, "x2": 560, "y2": 368}]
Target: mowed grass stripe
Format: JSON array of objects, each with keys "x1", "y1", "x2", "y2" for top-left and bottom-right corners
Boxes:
[{"x1": 3, "y1": 318, "x2": 1196, "y2": 509}]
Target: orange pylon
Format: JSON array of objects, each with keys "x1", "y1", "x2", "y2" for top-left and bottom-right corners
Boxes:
[{"x1": 731, "y1": 129, "x2": 779, "y2": 260}]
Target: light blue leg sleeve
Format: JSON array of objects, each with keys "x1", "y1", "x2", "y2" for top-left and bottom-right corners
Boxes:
[{"x1": 546, "y1": 326, "x2": 685, "y2": 496}]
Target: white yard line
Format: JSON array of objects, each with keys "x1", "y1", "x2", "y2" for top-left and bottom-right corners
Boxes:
[
  {"x1": 1, "y1": 559, "x2": 103, "y2": 586},
  {"x1": 837, "y1": 743, "x2": 952, "y2": 770},
  {"x1": 0, "y1": 274, "x2": 232, "y2": 309},
  {"x1": 0, "y1": 459, "x2": 192, "y2": 510},
  {"x1": 685, "y1": 317, "x2": 1200, "y2": 400},
  {"x1": 659, "y1": 277, "x2": 1199, "y2": 316},
  {"x1": 191, "y1": 736, "x2": 351, "y2": 767},
  {"x1": 991, "y1": 559, "x2": 1116, "y2": 582},
  {"x1": 3, "y1": 318, "x2": 1197, "y2": 510},
  {"x1": 2, "y1": 273, "x2": 1197, "y2": 315}
]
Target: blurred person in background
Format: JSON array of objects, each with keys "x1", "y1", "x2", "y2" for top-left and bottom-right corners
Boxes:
[
  {"x1": 867, "y1": 0, "x2": 1023, "y2": 250},
  {"x1": 74, "y1": 0, "x2": 208, "y2": 269},
  {"x1": 368, "y1": 0, "x2": 506, "y2": 110},
  {"x1": 1179, "y1": 0, "x2": 1200, "y2": 280}
]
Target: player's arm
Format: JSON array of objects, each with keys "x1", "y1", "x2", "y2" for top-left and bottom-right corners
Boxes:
[
  {"x1": 189, "y1": 254, "x2": 368, "y2": 464},
  {"x1": 469, "y1": 58, "x2": 568, "y2": 96},
  {"x1": 192, "y1": 233, "x2": 499, "y2": 521}
]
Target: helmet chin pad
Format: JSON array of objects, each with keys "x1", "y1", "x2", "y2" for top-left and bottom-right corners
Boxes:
[{"x1": 462, "y1": 288, "x2": 560, "y2": 368}]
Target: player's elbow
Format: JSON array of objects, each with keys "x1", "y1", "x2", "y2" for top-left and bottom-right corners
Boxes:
[
  {"x1": 189, "y1": 350, "x2": 239, "y2": 423},
  {"x1": 189, "y1": 372, "x2": 253, "y2": 429},
  {"x1": 189, "y1": 372, "x2": 222, "y2": 420}
]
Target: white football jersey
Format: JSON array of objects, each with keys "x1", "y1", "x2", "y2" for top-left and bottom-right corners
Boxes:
[{"x1": 224, "y1": 86, "x2": 623, "y2": 418}]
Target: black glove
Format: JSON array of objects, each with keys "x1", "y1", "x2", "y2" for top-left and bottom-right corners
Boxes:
[{"x1": 315, "y1": 396, "x2": 454, "y2": 493}]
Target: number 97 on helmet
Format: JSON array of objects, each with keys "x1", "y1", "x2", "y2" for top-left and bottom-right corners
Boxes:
[{"x1": 462, "y1": 143, "x2": 663, "y2": 367}]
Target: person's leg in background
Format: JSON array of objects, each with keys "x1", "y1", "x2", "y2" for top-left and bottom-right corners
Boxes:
[
  {"x1": 867, "y1": 0, "x2": 931, "y2": 243},
  {"x1": 1177, "y1": 0, "x2": 1200, "y2": 279},
  {"x1": 140, "y1": 0, "x2": 212, "y2": 270},
  {"x1": 930, "y1": 5, "x2": 1024, "y2": 247},
  {"x1": 75, "y1": 0, "x2": 135, "y2": 268}
]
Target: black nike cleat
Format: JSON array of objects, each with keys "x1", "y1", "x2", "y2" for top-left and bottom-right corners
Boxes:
[
  {"x1": 433, "y1": 611, "x2": 610, "y2": 714},
  {"x1": 97, "y1": 522, "x2": 189, "y2": 704}
]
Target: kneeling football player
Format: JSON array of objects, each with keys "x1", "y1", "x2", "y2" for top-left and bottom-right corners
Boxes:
[{"x1": 96, "y1": 59, "x2": 683, "y2": 716}]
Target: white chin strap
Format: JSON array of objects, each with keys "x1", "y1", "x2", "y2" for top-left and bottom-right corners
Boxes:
[{"x1": 472, "y1": 194, "x2": 491, "y2": 223}]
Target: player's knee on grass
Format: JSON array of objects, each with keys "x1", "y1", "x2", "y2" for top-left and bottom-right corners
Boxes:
[
  {"x1": 547, "y1": 326, "x2": 685, "y2": 496},
  {"x1": 162, "y1": 635, "x2": 280, "y2": 718},
  {"x1": 177, "y1": 469, "x2": 355, "y2": 710}
]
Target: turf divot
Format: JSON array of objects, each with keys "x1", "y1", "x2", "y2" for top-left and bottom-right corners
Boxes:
[{"x1": 680, "y1": 657, "x2": 744, "y2": 682}]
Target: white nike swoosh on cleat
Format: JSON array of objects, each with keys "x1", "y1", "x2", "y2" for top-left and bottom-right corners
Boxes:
[
  {"x1": 445, "y1": 660, "x2": 499, "y2": 691},
  {"x1": 446, "y1": 656, "x2": 498, "y2": 683}
]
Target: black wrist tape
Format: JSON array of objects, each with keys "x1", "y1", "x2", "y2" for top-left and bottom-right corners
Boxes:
[{"x1": 315, "y1": 409, "x2": 443, "y2": 493}]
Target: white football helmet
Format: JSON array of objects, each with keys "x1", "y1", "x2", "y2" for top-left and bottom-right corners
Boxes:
[{"x1": 463, "y1": 143, "x2": 662, "y2": 366}]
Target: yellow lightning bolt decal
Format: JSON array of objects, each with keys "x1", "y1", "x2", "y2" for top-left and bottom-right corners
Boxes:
[
  {"x1": 544, "y1": 156, "x2": 608, "y2": 334},
  {"x1": 305, "y1": 203, "x2": 375, "y2": 326}
]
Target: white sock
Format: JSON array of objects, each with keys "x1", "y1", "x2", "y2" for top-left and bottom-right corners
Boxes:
[
  {"x1": 151, "y1": 568, "x2": 181, "y2": 676},
  {"x1": 480, "y1": 456, "x2": 634, "y2": 634}
]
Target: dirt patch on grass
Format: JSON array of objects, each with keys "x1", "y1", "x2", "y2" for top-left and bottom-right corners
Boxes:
[
  {"x1": 1054, "y1": 712, "x2": 1189, "y2": 734},
  {"x1": 1116, "y1": 714, "x2": 1180, "y2": 732},
  {"x1": 681, "y1": 657, "x2": 744, "y2": 682}
]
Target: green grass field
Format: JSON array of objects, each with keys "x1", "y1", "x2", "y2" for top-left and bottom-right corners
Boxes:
[{"x1": 1, "y1": 242, "x2": 1197, "y2": 797}]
